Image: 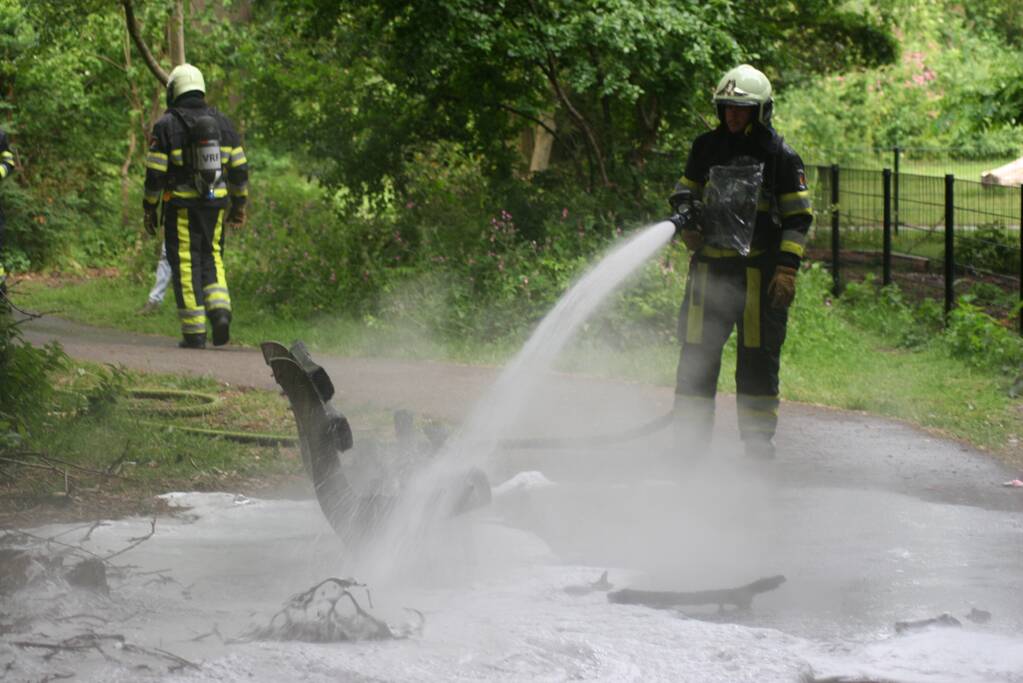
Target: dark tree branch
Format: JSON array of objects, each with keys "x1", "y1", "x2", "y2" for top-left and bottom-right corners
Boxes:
[{"x1": 122, "y1": 0, "x2": 169, "y2": 85}]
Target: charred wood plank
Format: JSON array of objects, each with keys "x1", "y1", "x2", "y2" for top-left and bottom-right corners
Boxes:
[{"x1": 608, "y1": 575, "x2": 785, "y2": 610}]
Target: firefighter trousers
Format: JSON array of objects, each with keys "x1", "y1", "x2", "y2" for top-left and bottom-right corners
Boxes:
[
  {"x1": 163, "y1": 203, "x2": 232, "y2": 340},
  {"x1": 674, "y1": 254, "x2": 788, "y2": 445}
]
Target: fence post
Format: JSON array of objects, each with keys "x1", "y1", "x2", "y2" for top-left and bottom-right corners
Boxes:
[
  {"x1": 944, "y1": 174, "x2": 954, "y2": 321},
  {"x1": 882, "y1": 168, "x2": 892, "y2": 287},
  {"x1": 831, "y1": 164, "x2": 841, "y2": 295},
  {"x1": 893, "y1": 146, "x2": 900, "y2": 236}
]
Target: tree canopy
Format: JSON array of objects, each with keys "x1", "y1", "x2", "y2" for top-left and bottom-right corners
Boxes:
[{"x1": 243, "y1": 0, "x2": 897, "y2": 195}]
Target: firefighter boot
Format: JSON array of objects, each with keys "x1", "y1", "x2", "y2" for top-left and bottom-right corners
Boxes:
[
  {"x1": 209, "y1": 309, "x2": 231, "y2": 347},
  {"x1": 179, "y1": 333, "x2": 207, "y2": 350}
]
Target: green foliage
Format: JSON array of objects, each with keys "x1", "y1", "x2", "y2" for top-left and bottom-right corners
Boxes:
[
  {"x1": 943, "y1": 296, "x2": 1023, "y2": 373},
  {"x1": 0, "y1": 312, "x2": 67, "y2": 447},
  {"x1": 835, "y1": 272, "x2": 1023, "y2": 379},
  {"x1": 230, "y1": 145, "x2": 635, "y2": 340},
  {"x1": 246, "y1": 0, "x2": 895, "y2": 201},
  {"x1": 957, "y1": 226, "x2": 1020, "y2": 275},
  {"x1": 778, "y1": 1, "x2": 1023, "y2": 161}
]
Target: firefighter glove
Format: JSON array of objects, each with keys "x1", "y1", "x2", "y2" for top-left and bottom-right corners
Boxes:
[
  {"x1": 226, "y1": 203, "x2": 246, "y2": 228},
  {"x1": 768, "y1": 265, "x2": 798, "y2": 309},
  {"x1": 143, "y1": 205, "x2": 159, "y2": 236},
  {"x1": 679, "y1": 229, "x2": 703, "y2": 253}
]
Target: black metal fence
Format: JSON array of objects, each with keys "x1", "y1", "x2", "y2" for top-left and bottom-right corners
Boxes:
[{"x1": 805, "y1": 165, "x2": 1023, "y2": 334}]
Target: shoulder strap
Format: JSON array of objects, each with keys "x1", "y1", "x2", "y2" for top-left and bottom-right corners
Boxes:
[{"x1": 168, "y1": 108, "x2": 192, "y2": 137}]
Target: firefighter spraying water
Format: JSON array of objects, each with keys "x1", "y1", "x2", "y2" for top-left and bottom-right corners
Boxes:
[{"x1": 667, "y1": 64, "x2": 812, "y2": 460}]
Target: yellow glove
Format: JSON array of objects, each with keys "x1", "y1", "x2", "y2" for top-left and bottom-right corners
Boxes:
[{"x1": 768, "y1": 265, "x2": 798, "y2": 309}]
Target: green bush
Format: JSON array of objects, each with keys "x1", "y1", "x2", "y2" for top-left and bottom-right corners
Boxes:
[
  {"x1": 778, "y1": 2, "x2": 1023, "y2": 162},
  {"x1": 957, "y1": 226, "x2": 1020, "y2": 275},
  {"x1": 0, "y1": 311, "x2": 67, "y2": 447},
  {"x1": 227, "y1": 143, "x2": 673, "y2": 343},
  {"x1": 943, "y1": 296, "x2": 1023, "y2": 372}
]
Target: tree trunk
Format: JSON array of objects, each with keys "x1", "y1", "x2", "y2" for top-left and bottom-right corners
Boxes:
[
  {"x1": 168, "y1": 0, "x2": 186, "y2": 66},
  {"x1": 121, "y1": 32, "x2": 141, "y2": 229},
  {"x1": 541, "y1": 56, "x2": 610, "y2": 189},
  {"x1": 529, "y1": 112, "x2": 556, "y2": 173}
]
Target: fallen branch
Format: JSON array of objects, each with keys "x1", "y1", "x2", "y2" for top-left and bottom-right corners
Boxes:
[
  {"x1": 103, "y1": 516, "x2": 156, "y2": 561},
  {"x1": 15, "y1": 632, "x2": 198, "y2": 672},
  {"x1": 52, "y1": 613, "x2": 110, "y2": 625},
  {"x1": 4, "y1": 529, "x2": 106, "y2": 563},
  {"x1": 242, "y1": 577, "x2": 422, "y2": 642},
  {"x1": 0, "y1": 456, "x2": 71, "y2": 480},
  {"x1": 608, "y1": 575, "x2": 786, "y2": 611},
  {"x1": 15, "y1": 450, "x2": 133, "y2": 481}
]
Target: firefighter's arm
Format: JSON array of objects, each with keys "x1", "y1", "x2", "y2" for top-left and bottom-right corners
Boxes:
[
  {"x1": 669, "y1": 140, "x2": 707, "y2": 251},
  {"x1": 220, "y1": 118, "x2": 248, "y2": 226},
  {"x1": 776, "y1": 148, "x2": 813, "y2": 269},
  {"x1": 769, "y1": 148, "x2": 813, "y2": 308},
  {"x1": 143, "y1": 120, "x2": 171, "y2": 210},
  {"x1": 142, "y1": 121, "x2": 172, "y2": 235},
  {"x1": 0, "y1": 131, "x2": 14, "y2": 181}
]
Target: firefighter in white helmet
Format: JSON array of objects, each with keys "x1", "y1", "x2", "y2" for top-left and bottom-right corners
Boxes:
[
  {"x1": 143, "y1": 64, "x2": 249, "y2": 349},
  {"x1": 666, "y1": 64, "x2": 812, "y2": 459}
]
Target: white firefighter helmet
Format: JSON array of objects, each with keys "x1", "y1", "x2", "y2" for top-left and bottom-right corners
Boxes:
[
  {"x1": 167, "y1": 64, "x2": 206, "y2": 104},
  {"x1": 712, "y1": 64, "x2": 773, "y2": 125}
]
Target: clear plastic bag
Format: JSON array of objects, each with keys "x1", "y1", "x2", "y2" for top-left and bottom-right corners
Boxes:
[{"x1": 700, "y1": 157, "x2": 764, "y2": 255}]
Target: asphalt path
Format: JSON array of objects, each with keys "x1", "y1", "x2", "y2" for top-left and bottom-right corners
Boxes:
[
  {"x1": 21, "y1": 314, "x2": 1021, "y2": 511},
  {"x1": 19, "y1": 314, "x2": 1023, "y2": 643}
]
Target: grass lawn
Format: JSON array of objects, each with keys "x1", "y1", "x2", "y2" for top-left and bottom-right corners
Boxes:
[{"x1": 0, "y1": 360, "x2": 401, "y2": 526}]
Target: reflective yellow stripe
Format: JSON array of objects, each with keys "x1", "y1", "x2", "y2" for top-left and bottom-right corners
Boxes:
[
  {"x1": 178, "y1": 308, "x2": 205, "y2": 334},
  {"x1": 0, "y1": 166, "x2": 7, "y2": 179},
  {"x1": 685, "y1": 262, "x2": 708, "y2": 344},
  {"x1": 779, "y1": 190, "x2": 812, "y2": 217},
  {"x1": 737, "y1": 395, "x2": 779, "y2": 433},
  {"x1": 229, "y1": 147, "x2": 247, "y2": 167},
  {"x1": 780, "y1": 240, "x2": 805, "y2": 257},
  {"x1": 210, "y1": 209, "x2": 229, "y2": 298},
  {"x1": 170, "y1": 149, "x2": 184, "y2": 165},
  {"x1": 170, "y1": 188, "x2": 230, "y2": 199},
  {"x1": 743, "y1": 267, "x2": 761, "y2": 348},
  {"x1": 228, "y1": 183, "x2": 248, "y2": 197},
  {"x1": 176, "y1": 209, "x2": 203, "y2": 333},
  {"x1": 145, "y1": 151, "x2": 169, "y2": 172},
  {"x1": 1, "y1": 151, "x2": 13, "y2": 160},
  {"x1": 143, "y1": 191, "x2": 161, "y2": 205}
]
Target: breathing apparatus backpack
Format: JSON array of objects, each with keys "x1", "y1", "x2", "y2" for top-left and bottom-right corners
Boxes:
[{"x1": 170, "y1": 109, "x2": 223, "y2": 200}]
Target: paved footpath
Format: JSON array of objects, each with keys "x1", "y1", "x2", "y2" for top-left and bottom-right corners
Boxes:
[{"x1": 19, "y1": 314, "x2": 1023, "y2": 642}]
